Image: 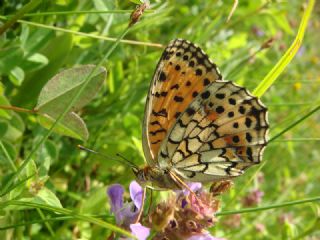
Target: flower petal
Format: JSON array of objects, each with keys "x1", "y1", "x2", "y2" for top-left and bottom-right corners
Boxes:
[
  {"x1": 121, "y1": 202, "x2": 139, "y2": 227},
  {"x1": 181, "y1": 182, "x2": 202, "y2": 196},
  {"x1": 130, "y1": 223, "x2": 150, "y2": 240},
  {"x1": 107, "y1": 184, "x2": 124, "y2": 224},
  {"x1": 129, "y1": 180, "x2": 144, "y2": 209},
  {"x1": 188, "y1": 232, "x2": 225, "y2": 240}
]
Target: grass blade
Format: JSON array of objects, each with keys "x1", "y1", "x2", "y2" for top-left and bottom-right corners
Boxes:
[
  {"x1": 0, "y1": 200, "x2": 134, "y2": 238},
  {"x1": 253, "y1": 0, "x2": 315, "y2": 97},
  {"x1": 217, "y1": 196, "x2": 320, "y2": 216}
]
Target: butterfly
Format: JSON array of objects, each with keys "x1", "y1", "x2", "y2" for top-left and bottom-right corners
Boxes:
[{"x1": 133, "y1": 39, "x2": 269, "y2": 191}]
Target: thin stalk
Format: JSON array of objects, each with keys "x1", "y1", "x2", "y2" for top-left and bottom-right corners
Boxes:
[
  {"x1": 0, "y1": 17, "x2": 163, "y2": 48},
  {"x1": 226, "y1": 0, "x2": 239, "y2": 22},
  {"x1": 272, "y1": 138, "x2": 320, "y2": 142},
  {"x1": 0, "y1": 216, "x2": 74, "y2": 230},
  {"x1": 269, "y1": 104, "x2": 320, "y2": 143},
  {"x1": 1, "y1": 9, "x2": 155, "y2": 18},
  {"x1": 217, "y1": 196, "x2": 320, "y2": 216},
  {"x1": 0, "y1": 105, "x2": 37, "y2": 114},
  {"x1": 0, "y1": 141, "x2": 17, "y2": 172},
  {"x1": 0, "y1": 215, "x2": 113, "y2": 230},
  {"x1": 36, "y1": 208, "x2": 54, "y2": 236}
]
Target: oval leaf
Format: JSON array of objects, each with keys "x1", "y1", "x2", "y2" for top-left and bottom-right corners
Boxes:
[{"x1": 35, "y1": 65, "x2": 107, "y2": 115}]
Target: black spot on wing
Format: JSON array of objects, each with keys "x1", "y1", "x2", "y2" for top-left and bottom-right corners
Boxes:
[
  {"x1": 174, "y1": 96, "x2": 184, "y2": 102},
  {"x1": 159, "y1": 71, "x2": 166, "y2": 81},
  {"x1": 152, "y1": 109, "x2": 168, "y2": 117},
  {"x1": 149, "y1": 128, "x2": 166, "y2": 136},
  {"x1": 186, "y1": 107, "x2": 196, "y2": 116},
  {"x1": 201, "y1": 91, "x2": 210, "y2": 99},
  {"x1": 170, "y1": 84, "x2": 179, "y2": 90}
]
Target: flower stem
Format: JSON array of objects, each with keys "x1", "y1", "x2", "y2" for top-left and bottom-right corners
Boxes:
[
  {"x1": 217, "y1": 196, "x2": 320, "y2": 216},
  {"x1": 269, "y1": 104, "x2": 320, "y2": 143}
]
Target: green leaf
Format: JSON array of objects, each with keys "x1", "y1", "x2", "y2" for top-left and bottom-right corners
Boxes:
[
  {"x1": 9, "y1": 66, "x2": 25, "y2": 86},
  {"x1": 37, "y1": 112, "x2": 89, "y2": 141},
  {"x1": 34, "y1": 187, "x2": 63, "y2": 208},
  {"x1": 22, "y1": 53, "x2": 49, "y2": 71},
  {"x1": 34, "y1": 64, "x2": 106, "y2": 140},
  {"x1": 35, "y1": 65, "x2": 107, "y2": 113}
]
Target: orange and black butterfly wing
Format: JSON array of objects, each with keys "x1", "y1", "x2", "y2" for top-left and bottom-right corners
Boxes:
[
  {"x1": 142, "y1": 39, "x2": 222, "y2": 165},
  {"x1": 158, "y1": 80, "x2": 269, "y2": 182}
]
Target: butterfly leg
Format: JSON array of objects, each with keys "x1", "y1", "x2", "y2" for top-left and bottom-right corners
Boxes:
[
  {"x1": 134, "y1": 187, "x2": 146, "y2": 223},
  {"x1": 168, "y1": 170, "x2": 201, "y2": 203}
]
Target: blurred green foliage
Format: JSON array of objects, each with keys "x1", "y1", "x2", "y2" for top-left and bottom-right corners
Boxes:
[{"x1": 0, "y1": 0, "x2": 319, "y2": 239}]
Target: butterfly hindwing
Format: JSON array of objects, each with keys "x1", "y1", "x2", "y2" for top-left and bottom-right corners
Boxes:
[
  {"x1": 143, "y1": 39, "x2": 222, "y2": 164},
  {"x1": 158, "y1": 80, "x2": 269, "y2": 182}
]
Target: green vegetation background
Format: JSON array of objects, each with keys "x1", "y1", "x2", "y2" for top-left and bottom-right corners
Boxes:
[{"x1": 0, "y1": 0, "x2": 319, "y2": 239}]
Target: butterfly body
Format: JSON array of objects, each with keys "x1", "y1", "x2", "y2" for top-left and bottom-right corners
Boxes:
[
  {"x1": 138, "y1": 39, "x2": 269, "y2": 190},
  {"x1": 134, "y1": 166, "x2": 181, "y2": 190}
]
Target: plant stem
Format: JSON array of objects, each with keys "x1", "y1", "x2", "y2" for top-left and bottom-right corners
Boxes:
[
  {"x1": 0, "y1": 105, "x2": 37, "y2": 114},
  {"x1": 1, "y1": 9, "x2": 155, "y2": 18},
  {"x1": 0, "y1": 16, "x2": 163, "y2": 48},
  {"x1": 0, "y1": 141, "x2": 17, "y2": 172},
  {"x1": 217, "y1": 196, "x2": 320, "y2": 216},
  {"x1": 269, "y1": 104, "x2": 320, "y2": 143}
]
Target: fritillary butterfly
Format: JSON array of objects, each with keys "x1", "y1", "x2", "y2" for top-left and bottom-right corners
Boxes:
[{"x1": 134, "y1": 39, "x2": 269, "y2": 190}]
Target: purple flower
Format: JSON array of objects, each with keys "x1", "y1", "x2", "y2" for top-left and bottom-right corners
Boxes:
[
  {"x1": 151, "y1": 182, "x2": 221, "y2": 239},
  {"x1": 107, "y1": 181, "x2": 150, "y2": 239},
  {"x1": 177, "y1": 182, "x2": 202, "y2": 208},
  {"x1": 130, "y1": 180, "x2": 143, "y2": 210},
  {"x1": 242, "y1": 189, "x2": 264, "y2": 207},
  {"x1": 130, "y1": 223, "x2": 150, "y2": 240},
  {"x1": 181, "y1": 182, "x2": 202, "y2": 196},
  {"x1": 107, "y1": 184, "x2": 126, "y2": 225},
  {"x1": 188, "y1": 232, "x2": 226, "y2": 240}
]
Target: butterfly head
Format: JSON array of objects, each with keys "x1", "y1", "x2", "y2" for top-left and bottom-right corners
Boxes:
[{"x1": 132, "y1": 167, "x2": 148, "y2": 185}]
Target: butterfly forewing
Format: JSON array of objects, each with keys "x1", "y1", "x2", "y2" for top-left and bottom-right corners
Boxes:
[
  {"x1": 158, "y1": 80, "x2": 269, "y2": 182},
  {"x1": 143, "y1": 39, "x2": 222, "y2": 164}
]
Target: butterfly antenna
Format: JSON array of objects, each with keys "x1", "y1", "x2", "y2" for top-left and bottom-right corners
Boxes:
[{"x1": 77, "y1": 145, "x2": 138, "y2": 169}]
